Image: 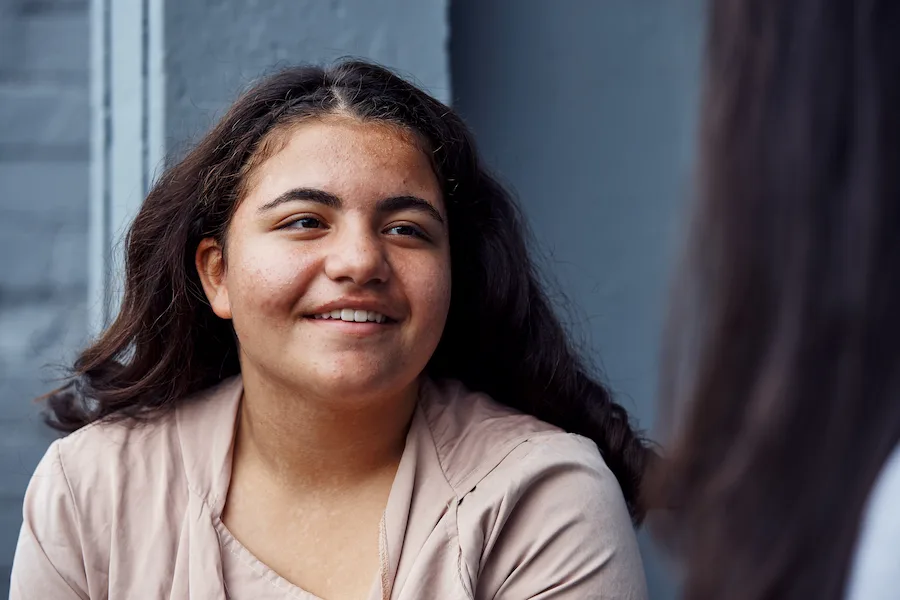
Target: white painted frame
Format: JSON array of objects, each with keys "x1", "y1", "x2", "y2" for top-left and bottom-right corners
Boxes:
[{"x1": 88, "y1": 0, "x2": 165, "y2": 334}]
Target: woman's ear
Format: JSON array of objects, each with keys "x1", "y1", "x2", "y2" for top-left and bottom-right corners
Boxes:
[{"x1": 195, "y1": 238, "x2": 232, "y2": 319}]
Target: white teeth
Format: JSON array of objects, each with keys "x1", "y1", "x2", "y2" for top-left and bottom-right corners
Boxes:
[{"x1": 313, "y1": 309, "x2": 388, "y2": 322}]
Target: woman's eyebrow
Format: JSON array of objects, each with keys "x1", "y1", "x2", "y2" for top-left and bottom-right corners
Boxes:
[
  {"x1": 377, "y1": 195, "x2": 445, "y2": 224},
  {"x1": 257, "y1": 188, "x2": 342, "y2": 213},
  {"x1": 257, "y1": 188, "x2": 444, "y2": 225}
]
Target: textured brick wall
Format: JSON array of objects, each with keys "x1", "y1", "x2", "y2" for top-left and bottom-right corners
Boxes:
[{"x1": 0, "y1": 0, "x2": 89, "y2": 591}]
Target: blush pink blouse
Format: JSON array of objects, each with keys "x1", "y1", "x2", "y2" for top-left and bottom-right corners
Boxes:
[{"x1": 11, "y1": 377, "x2": 648, "y2": 599}]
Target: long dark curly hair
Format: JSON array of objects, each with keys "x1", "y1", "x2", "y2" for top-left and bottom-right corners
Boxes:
[{"x1": 44, "y1": 59, "x2": 652, "y2": 523}]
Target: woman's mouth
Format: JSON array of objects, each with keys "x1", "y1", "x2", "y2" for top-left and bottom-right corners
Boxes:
[{"x1": 307, "y1": 309, "x2": 392, "y2": 324}]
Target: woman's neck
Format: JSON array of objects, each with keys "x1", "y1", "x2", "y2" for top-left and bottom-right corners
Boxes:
[{"x1": 234, "y1": 369, "x2": 418, "y2": 492}]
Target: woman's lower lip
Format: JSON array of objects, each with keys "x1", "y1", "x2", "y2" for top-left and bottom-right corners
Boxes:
[{"x1": 304, "y1": 317, "x2": 394, "y2": 333}]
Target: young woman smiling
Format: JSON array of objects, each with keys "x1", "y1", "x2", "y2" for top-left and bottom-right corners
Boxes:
[{"x1": 11, "y1": 60, "x2": 650, "y2": 600}]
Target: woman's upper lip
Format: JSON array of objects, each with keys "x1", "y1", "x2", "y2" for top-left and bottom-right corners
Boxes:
[{"x1": 307, "y1": 298, "x2": 401, "y2": 320}]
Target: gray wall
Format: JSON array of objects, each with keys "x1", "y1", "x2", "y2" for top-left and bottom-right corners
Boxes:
[
  {"x1": 0, "y1": 0, "x2": 90, "y2": 593},
  {"x1": 163, "y1": 0, "x2": 450, "y2": 158},
  {"x1": 451, "y1": 2, "x2": 704, "y2": 598}
]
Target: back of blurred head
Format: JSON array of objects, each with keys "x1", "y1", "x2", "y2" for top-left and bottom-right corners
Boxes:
[{"x1": 651, "y1": 0, "x2": 900, "y2": 598}]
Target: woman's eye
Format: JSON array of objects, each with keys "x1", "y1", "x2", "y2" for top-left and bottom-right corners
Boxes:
[
  {"x1": 386, "y1": 224, "x2": 426, "y2": 238},
  {"x1": 286, "y1": 216, "x2": 323, "y2": 229}
]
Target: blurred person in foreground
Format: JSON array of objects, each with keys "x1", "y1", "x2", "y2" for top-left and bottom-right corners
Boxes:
[
  {"x1": 649, "y1": 0, "x2": 900, "y2": 598},
  {"x1": 10, "y1": 60, "x2": 649, "y2": 599}
]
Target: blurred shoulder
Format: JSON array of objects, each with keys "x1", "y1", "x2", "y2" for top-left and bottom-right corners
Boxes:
[{"x1": 846, "y1": 443, "x2": 900, "y2": 600}]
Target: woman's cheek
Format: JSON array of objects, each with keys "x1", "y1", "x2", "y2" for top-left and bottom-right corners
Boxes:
[
  {"x1": 230, "y1": 246, "x2": 319, "y2": 315},
  {"x1": 412, "y1": 261, "x2": 452, "y2": 326}
]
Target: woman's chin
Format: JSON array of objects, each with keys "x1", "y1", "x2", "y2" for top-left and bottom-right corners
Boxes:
[{"x1": 295, "y1": 371, "x2": 416, "y2": 405}]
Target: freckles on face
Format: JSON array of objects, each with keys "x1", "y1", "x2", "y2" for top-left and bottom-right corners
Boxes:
[
  {"x1": 218, "y1": 115, "x2": 452, "y2": 397},
  {"x1": 225, "y1": 232, "x2": 319, "y2": 317}
]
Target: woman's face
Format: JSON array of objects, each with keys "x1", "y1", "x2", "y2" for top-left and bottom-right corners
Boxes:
[{"x1": 197, "y1": 116, "x2": 451, "y2": 404}]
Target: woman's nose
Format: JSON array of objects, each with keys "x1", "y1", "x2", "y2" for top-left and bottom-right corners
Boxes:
[{"x1": 322, "y1": 226, "x2": 390, "y2": 286}]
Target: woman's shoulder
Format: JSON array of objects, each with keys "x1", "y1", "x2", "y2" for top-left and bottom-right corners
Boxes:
[
  {"x1": 31, "y1": 376, "x2": 241, "y2": 517},
  {"x1": 420, "y1": 378, "x2": 565, "y2": 488},
  {"x1": 420, "y1": 377, "x2": 637, "y2": 545},
  {"x1": 14, "y1": 378, "x2": 241, "y2": 598},
  {"x1": 845, "y1": 443, "x2": 900, "y2": 600},
  {"x1": 456, "y1": 410, "x2": 631, "y2": 536},
  {"x1": 420, "y1": 378, "x2": 618, "y2": 491},
  {"x1": 55, "y1": 408, "x2": 178, "y2": 473},
  {"x1": 420, "y1": 380, "x2": 647, "y2": 598},
  {"x1": 463, "y1": 434, "x2": 646, "y2": 598},
  {"x1": 14, "y1": 412, "x2": 187, "y2": 596},
  {"x1": 27, "y1": 409, "x2": 180, "y2": 540}
]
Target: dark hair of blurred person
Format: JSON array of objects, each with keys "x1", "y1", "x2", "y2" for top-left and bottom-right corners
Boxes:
[{"x1": 649, "y1": 0, "x2": 900, "y2": 599}]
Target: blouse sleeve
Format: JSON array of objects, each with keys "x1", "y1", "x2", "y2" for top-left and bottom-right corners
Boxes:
[
  {"x1": 845, "y1": 444, "x2": 900, "y2": 600},
  {"x1": 471, "y1": 435, "x2": 649, "y2": 600},
  {"x1": 9, "y1": 440, "x2": 90, "y2": 600}
]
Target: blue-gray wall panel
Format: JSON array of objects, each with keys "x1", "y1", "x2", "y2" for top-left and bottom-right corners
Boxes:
[
  {"x1": 0, "y1": 1, "x2": 91, "y2": 594},
  {"x1": 450, "y1": 2, "x2": 704, "y2": 598}
]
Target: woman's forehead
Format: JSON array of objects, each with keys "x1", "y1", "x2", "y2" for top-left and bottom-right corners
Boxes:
[{"x1": 240, "y1": 118, "x2": 441, "y2": 208}]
